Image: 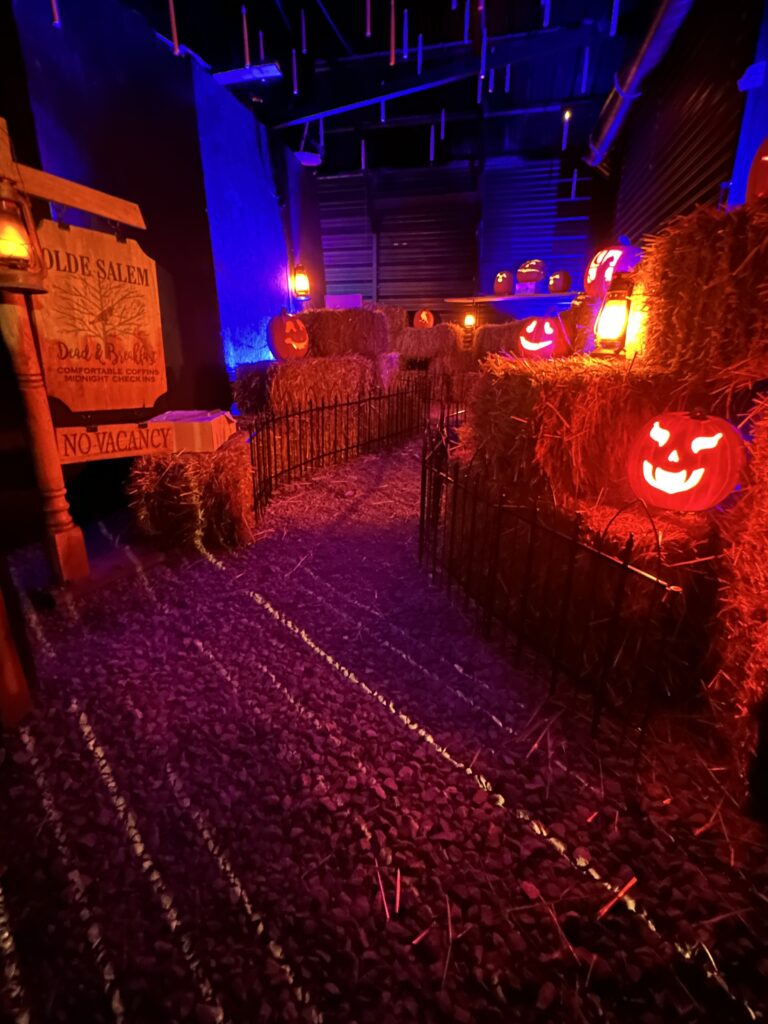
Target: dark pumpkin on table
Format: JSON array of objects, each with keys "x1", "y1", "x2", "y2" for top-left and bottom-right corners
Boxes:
[
  {"x1": 493, "y1": 269, "x2": 514, "y2": 295},
  {"x1": 627, "y1": 413, "x2": 745, "y2": 512}
]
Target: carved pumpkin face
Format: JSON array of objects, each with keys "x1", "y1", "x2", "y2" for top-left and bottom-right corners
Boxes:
[
  {"x1": 516, "y1": 259, "x2": 546, "y2": 284},
  {"x1": 493, "y1": 270, "x2": 513, "y2": 295},
  {"x1": 414, "y1": 308, "x2": 435, "y2": 328},
  {"x1": 548, "y1": 270, "x2": 571, "y2": 293},
  {"x1": 584, "y1": 246, "x2": 642, "y2": 297},
  {"x1": 516, "y1": 316, "x2": 570, "y2": 360},
  {"x1": 627, "y1": 413, "x2": 745, "y2": 512},
  {"x1": 267, "y1": 312, "x2": 309, "y2": 361}
]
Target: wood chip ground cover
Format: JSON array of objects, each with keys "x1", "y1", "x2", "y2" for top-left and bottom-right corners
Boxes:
[{"x1": 1, "y1": 445, "x2": 767, "y2": 1023}]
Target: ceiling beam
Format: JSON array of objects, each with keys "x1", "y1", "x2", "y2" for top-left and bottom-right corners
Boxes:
[
  {"x1": 274, "y1": 25, "x2": 598, "y2": 128},
  {"x1": 323, "y1": 97, "x2": 601, "y2": 134}
]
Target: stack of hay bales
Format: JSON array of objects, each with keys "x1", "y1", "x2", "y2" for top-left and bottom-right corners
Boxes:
[
  {"x1": 128, "y1": 434, "x2": 254, "y2": 552},
  {"x1": 474, "y1": 322, "x2": 522, "y2": 358}
]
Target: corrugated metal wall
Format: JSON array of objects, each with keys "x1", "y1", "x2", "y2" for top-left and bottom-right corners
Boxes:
[
  {"x1": 317, "y1": 166, "x2": 478, "y2": 306},
  {"x1": 478, "y1": 157, "x2": 594, "y2": 294},
  {"x1": 613, "y1": 0, "x2": 759, "y2": 242},
  {"x1": 374, "y1": 167, "x2": 479, "y2": 305},
  {"x1": 317, "y1": 174, "x2": 375, "y2": 299},
  {"x1": 317, "y1": 161, "x2": 598, "y2": 307}
]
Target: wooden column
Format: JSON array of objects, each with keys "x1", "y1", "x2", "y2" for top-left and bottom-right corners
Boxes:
[{"x1": 0, "y1": 292, "x2": 89, "y2": 583}]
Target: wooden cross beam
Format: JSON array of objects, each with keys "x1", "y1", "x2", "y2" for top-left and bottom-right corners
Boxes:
[{"x1": 0, "y1": 119, "x2": 145, "y2": 229}]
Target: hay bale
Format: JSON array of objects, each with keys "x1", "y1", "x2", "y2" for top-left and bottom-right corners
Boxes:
[
  {"x1": 364, "y1": 303, "x2": 408, "y2": 347},
  {"x1": 234, "y1": 355, "x2": 375, "y2": 415},
  {"x1": 718, "y1": 396, "x2": 768, "y2": 763},
  {"x1": 636, "y1": 199, "x2": 768, "y2": 383},
  {"x1": 396, "y1": 323, "x2": 464, "y2": 359},
  {"x1": 298, "y1": 308, "x2": 389, "y2": 357},
  {"x1": 458, "y1": 355, "x2": 680, "y2": 505},
  {"x1": 474, "y1": 323, "x2": 521, "y2": 358},
  {"x1": 128, "y1": 433, "x2": 254, "y2": 551},
  {"x1": 376, "y1": 351, "x2": 401, "y2": 391}
]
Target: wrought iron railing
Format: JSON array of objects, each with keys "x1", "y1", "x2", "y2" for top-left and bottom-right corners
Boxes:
[
  {"x1": 246, "y1": 378, "x2": 430, "y2": 516},
  {"x1": 419, "y1": 427, "x2": 690, "y2": 746}
]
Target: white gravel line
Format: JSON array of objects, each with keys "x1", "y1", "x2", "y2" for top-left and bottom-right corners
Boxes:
[{"x1": 0, "y1": 877, "x2": 30, "y2": 1024}]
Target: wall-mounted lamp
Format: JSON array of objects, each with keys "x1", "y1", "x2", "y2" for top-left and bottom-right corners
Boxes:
[
  {"x1": 0, "y1": 179, "x2": 46, "y2": 293},
  {"x1": 292, "y1": 263, "x2": 310, "y2": 300},
  {"x1": 463, "y1": 312, "x2": 477, "y2": 329}
]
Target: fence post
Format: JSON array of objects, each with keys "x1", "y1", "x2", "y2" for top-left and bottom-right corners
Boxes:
[
  {"x1": 550, "y1": 515, "x2": 581, "y2": 693},
  {"x1": 592, "y1": 534, "x2": 634, "y2": 736},
  {"x1": 516, "y1": 504, "x2": 538, "y2": 666},
  {"x1": 482, "y1": 492, "x2": 504, "y2": 639}
]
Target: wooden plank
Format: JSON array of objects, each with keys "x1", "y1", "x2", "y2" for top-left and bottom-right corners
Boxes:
[
  {"x1": 56, "y1": 422, "x2": 175, "y2": 464},
  {"x1": 34, "y1": 220, "x2": 166, "y2": 411},
  {"x1": 0, "y1": 118, "x2": 145, "y2": 229},
  {"x1": 16, "y1": 164, "x2": 146, "y2": 229}
]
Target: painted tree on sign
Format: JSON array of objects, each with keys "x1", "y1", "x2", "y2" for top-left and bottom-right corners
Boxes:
[{"x1": 52, "y1": 276, "x2": 146, "y2": 344}]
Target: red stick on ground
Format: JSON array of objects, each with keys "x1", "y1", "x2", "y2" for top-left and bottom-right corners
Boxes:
[
  {"x1": 596, "y1": 876, "x2": 638, "y2": 921},
  {"x1": 374, "y1": 858, "x2": 390, "y2": 921},
  {"x1": 395, "y1": 868, "x2": 401, "y2": 915}
]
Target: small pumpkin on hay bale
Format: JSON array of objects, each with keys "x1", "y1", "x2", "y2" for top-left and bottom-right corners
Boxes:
[
  {"x1": 128, "y1": 433, "x2": 254, "y2": 551},
  {"x1": 298, "y1": 308, "x2": 390, "y2": 357}
]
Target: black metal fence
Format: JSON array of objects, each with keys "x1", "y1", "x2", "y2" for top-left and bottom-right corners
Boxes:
[
  {"x1": 420, "y1": 427, "x2": 690, "y2": 743},
  {"x1": 247, "y1": 378, "x2": 430, "y2": 516}
]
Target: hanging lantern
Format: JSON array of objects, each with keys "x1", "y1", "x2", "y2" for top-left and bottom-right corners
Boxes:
[
  {"x1": 413, "y1": 308, "x2": 435, "y2": 328},
  {"x1": 493, "y1": 269, "x2": 513, "y2": 296},
  {"x1": 0, "y1": 180, "x2": 46, "y2": 293},
  {"x1": 516, "y1": 316, "x2": 570, "y2": 360},
  {"x1": 594, "y1": 292, "x2": 631, "y2": 355},
  {"x1": 267, "y1": 311, "x2": 309, "y2": 361},
  {"x1": 627, "y1": 413, "x2": 745, "y2": 512},
  {"x1": 584, "y1": 244, "x2": 641, "y2": 298},
  {"x1": 292, "y1": 263, "x2": 310, "y2": 299},
  {"x1": 548, "y1": 270, "x2": 571, "y2": 293},
  {"x1": 463, "y1": 311, "x2": 476, "y2": 328}
]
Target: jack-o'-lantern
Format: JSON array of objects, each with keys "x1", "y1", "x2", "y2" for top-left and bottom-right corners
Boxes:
[
  {"x1": 267, "y1": 312, "x2": 309, "y2": 361},
  {"x1": 414, "y1": 308, "x2": 435, "y2": 328},
  {"x1": 516, "y1": 259, "x2": 546, "y2": 284},
  {"x1": 493, "y1": 270, "x2": 514, "y2": 295},
  {"x1": 627, "y1": 413, "x2": 745, "y2": 512},
  {"x1": 747, "y1": 137, "x2": 768, "y2": 203},
  {"x1": 548, "y1": 270, "x2": 571, "y2": 293},
  {"x1": 584, "y1": 245, "x2": 641, "y2": 298},
  {"x1": 516, "y1": 316, "x2": 570, "y2": 360}
]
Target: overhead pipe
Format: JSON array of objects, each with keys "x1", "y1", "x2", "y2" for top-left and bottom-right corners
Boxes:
[{"x1": 585, "y1": 0, "x2": 695, "y2": 173}]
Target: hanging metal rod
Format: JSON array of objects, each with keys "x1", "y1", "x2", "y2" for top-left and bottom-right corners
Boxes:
[{"x1": 275, "y1": 25, "x2": 595, "y2": 127}]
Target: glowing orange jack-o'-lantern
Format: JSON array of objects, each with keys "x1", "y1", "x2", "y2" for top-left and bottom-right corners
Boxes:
[
  {"x1": 414, "y1": 308, "x2": 435, "y2": 328},
  {"x1": 516, "y1": 316, "x2": 570, "y2": 360},
  {"x1": 267, "y1": 312, "x2": 309, "y2": 361},
  {"x1": 516, "y1": 259, "x2": 546, "y2": 284},
  {"x1": 493, "y1": 270, "x2": 514, "y2": 295},
  {"x1": 584, "y1": 245, "x2": 641, "y2": 298},
  {"x1": 627, "y1": 413, "x2": 745, "y2": 512}
]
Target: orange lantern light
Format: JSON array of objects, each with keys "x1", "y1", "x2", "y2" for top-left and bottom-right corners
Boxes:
[
  {"x1": 627, "y1": 413, "x2": 745, "y2": 512},
  {"x1": 594, "y1": 294, "x2": 631, "y2": 354},
  {"x1": 463, "y1": 312, "x2": 477, "y2": 328},
  {"x1": 292, "y1": 263, "x2": 310, "y2": 299},
  {"x1": 0, "y1": 179, "x2": 46, "y2": 292}
]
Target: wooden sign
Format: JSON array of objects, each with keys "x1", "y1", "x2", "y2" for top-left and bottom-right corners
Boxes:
[
  {"x1": 56, "y1": 422, "x2": 174, "y2": 464},
  {"x1": 34, "y1": 221, "x2": 167, "y2": 412}
]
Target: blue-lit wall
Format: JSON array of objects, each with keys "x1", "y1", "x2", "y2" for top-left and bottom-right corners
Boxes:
[
  {"x1": 730, "y1": 1, "x2": 768, "y2": 207},
  {"x1": 192, "y1": 65, "x2": 290, "y2": 372},
  {"x1": 11, "y1": 0, "x2": 305, "y2": 405}
]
